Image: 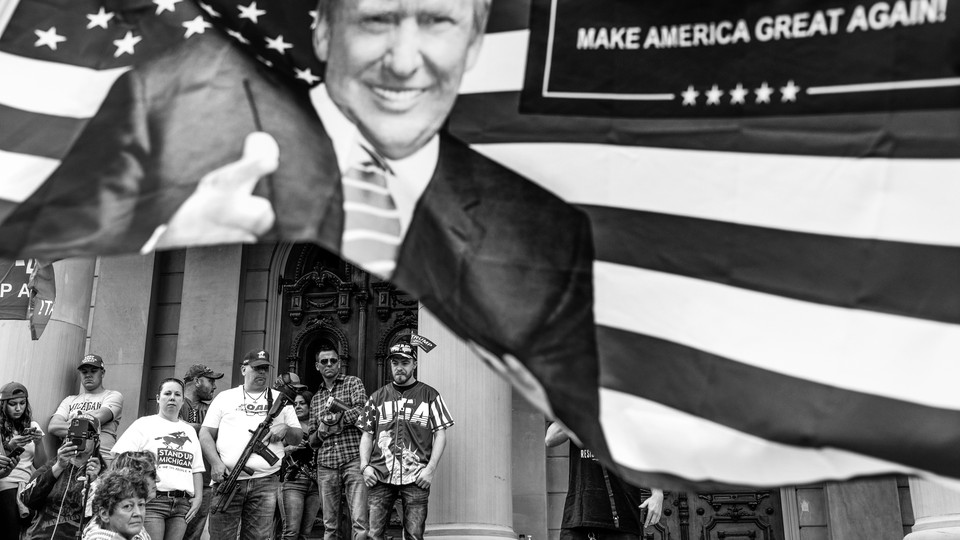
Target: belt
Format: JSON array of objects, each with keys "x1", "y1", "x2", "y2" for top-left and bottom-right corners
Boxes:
[{"x1": 156, "y1": 490, "x2": 190, "y2": 498}]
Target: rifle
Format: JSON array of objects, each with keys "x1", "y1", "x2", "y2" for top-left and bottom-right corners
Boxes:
[{"x1": 210, "y1": 378, "x2": 299, "y2": 514}]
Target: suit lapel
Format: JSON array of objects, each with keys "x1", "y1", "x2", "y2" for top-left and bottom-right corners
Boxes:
[{"x1": 394, "y1": 134, "x2": 485, "y2": 306}]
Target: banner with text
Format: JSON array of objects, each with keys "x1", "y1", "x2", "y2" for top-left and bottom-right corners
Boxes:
[{"x1": 521, "y1": 0, "x2": 959, "y2": 117}]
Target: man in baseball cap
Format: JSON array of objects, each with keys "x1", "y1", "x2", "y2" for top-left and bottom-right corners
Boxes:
[
  {"x1": 180, "y1": 364, "x2": 225, "y2": 540},
  {"x1": 199, "y1": 348, "x2": 301, "y2": 539},
  {"x1": 48, "y1": 352, "x2": 123, "y2": 465}
]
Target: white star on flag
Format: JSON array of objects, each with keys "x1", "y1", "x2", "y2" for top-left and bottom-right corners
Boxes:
[
  {"x1": 265, "y1": 34, "x2": 293, "y2": 54},
  {"x1": 199, "y1": 2, "x2": 221, "y2": 17},
  {"x1": 238, "y1": 2, "x2": 267, "y2": 23},
  {"x1": 729, "y1": 83, "x2": 748, "y2": 105},
  {"x1": 226, "y1": 29, "x2": 250, "y2": 45},
  {"x1": 755, "y1": 82, "x2": 774, "y2": 104},
  {"x1": 681, "y1": 85, "x2": 699, "y2": 106},
  {"x1": 705, "y1": 84, "x2": 724, "y2": 105},
  {"x1": 295, "y1": 67, "x2": 320, "y2": 85},
  {"x1": 182, "y1": 16, "x2": 212, "y2": 38},
  {"x1": 781, "y1": 80, "x2": 801, "y2": 102},
  {"x1": 113, "y1": 31, "x2": 143, "y2": 57},
  {"x1": 34, "y1": 27, "x2": 67, "y2": 50},
  {"x1": 153, "y1": 0, "x2": 182, "y2": 15},
  {"x1": 86, "y1": 8, "x2": 114, "y2": 30}
]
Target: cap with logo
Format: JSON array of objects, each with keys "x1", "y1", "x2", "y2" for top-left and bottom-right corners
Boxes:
[
  {"x1": 242, "y1": 349, "x2": 271, "y2": 368},
  {"x1": 183, "y1": 364, "x2": 226, "y2": 382},
  {"x1": 0, "y1": 382, "x2": 28, "y2": 401},
  {"x1": 387, "y1": 343, "x2": 416, "y2": 361},
  {"x1": 78, "y1": 354, "x2": 104, "y2": 370}
]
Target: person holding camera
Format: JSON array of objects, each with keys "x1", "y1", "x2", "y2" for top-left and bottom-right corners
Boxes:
[
  {"x1": 20, "y1": 422, "x2": 105, "y2": 539},
  {"x1": 0, "y1": 382, "x2": 46, "y2": 540},
  {"x1": 112, "y1": 378, "x2": 204, "y2": 540},
  {"x1": 545, "y1": 422, "x2": 663, "y2": 540},
  {"x1": 48, "y1": 354, "x2": 124, "y2": 467},
  {"x1": 279, "y1": 388, "x2": 320, "y2": 540},
  {"x1": 308, "y1": 345, "x2": 369, "y2": 540}
]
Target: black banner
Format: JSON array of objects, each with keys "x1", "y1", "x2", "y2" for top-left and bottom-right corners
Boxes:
[{"x1": 521, "y1": 0, "x2": 960, "y2": 118}]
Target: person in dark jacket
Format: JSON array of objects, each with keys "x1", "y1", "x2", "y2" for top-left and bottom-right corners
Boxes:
[{"x1": 21, "y1": 434, "x2": 105, "y2": 539}]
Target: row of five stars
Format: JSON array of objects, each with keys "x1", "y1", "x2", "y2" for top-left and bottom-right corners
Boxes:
[{"x1": 681, "y1": 81, "x2": 802, "y2": 105}]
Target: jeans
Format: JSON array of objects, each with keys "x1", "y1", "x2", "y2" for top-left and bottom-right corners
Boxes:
[
  {"x1": 182, "y1": 485, "x2": 213, "y2": 540},
  {"x1": 144, "y1": 493, "x2": 192, "y2": 540},
  {"x1": 209, "y1": 475, "x2": 279, "y2": 540},
  {"x1": 367, "y1": 483, "x2": 429, "y2": 540},
  {"x1": 279, "y1": 476, "x2": 321, "y2": 540},
  {"x1": 318, "y1": 457, "x2": 368, "y2": 540}
]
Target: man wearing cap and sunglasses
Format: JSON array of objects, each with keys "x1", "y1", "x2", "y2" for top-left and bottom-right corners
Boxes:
[
  {"x1": 199, "y1": 349, "x2": 302, "y2": 540},
  {"x1": 48, "y1": 354, "x2": 123, "y2": 467},
  {"x1": 356, "y1": 343, "x2": 454, "y2": 540},
  {"x1": 307, "y1": 344, "x2": 369, "y2": 539},
  {"x1": 179, "y1": 364, "x2": 225, "y2": 540}
]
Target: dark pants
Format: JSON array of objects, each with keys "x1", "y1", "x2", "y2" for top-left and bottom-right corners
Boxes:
[
  {"x1": 209, "y1": 475, "x2": 279, "y2": 540},
  {"x1": 367, "y1": 482, "x2": 429, "y2": 540},
  {"x1": 182, "y1": 484, "x2": 213, "y2": 540},
  {"x1": 0, "y1": 489, "x2": 27, "y2": 540}
]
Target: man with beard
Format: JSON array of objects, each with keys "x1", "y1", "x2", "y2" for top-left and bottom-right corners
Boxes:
[
  {"x1": 356, "y1": 344, "x2": 453, "y2": 540},
  {"x1": 308, "y1": 344, "x2": 369, "y2": 539},
  {"x1": 179, "y1": 364, "x2": 225, "y2": 540},
  {"x1": 199, "y1": 350, "x2": 302, "y2": 540},
  {"x1": 48, "y1": 354, "x2": 123, "y2": 467}
]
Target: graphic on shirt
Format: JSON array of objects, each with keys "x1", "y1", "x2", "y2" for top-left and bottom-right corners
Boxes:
[
  {"x1": 378, "y1": 430, "x2": 422, "y2": 484},
  {"x1": 373, "y1": 397, "x2": 432, "y2": 428},
  {"x1": 155, "y1": 431, "x2": 190, "y2": 449},
  {"x1": 156, "y1": 430, "x2": 196, "y2": 469}
]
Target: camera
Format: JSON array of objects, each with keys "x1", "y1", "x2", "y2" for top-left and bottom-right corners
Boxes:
[
  {"x1": 326, "y1": 396, "x2": 349, "y2": 415},
  {"x1": 67, "y1": 417, "x2": 98, "y2": 452}
]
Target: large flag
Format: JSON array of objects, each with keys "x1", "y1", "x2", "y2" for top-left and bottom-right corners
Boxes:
[
  {"x1": 2, "y1": 0, "x2": 960, "y2": 491},
  {"x1": 0, "y1": 258, "x2": 54, "y2": 340},
  {"x1": 450, "y1": 0, "x2": 960, "y2": 490}
]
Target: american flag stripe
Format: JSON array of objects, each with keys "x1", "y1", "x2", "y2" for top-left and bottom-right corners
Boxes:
[
  {"x1": 599, "y1": 330, "x2": 960, "y2": 479},
  {"x1": 599, "y1": 388, "x2": 960, "y2": 489},
  {"x1": 0, "y1": 104, "x2": 87, "y2": 159},
  {"x1": 585, "y1": 208, "x2": 960, "y2": 325},
  {"x1": 595, "y1": 262, "x2": 960, "y2": 407},
  {"x1": 470, "y1": 143, "x2": 960, "y2": 246}
]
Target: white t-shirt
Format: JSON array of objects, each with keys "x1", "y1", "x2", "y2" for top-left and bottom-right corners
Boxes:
[
  {"x1": 202, "y1": 386, "x2": 300, "y2": 479},
  {"x1": 54, "y1": 389, "x2": 123, "y2": 452},
  {"x1": 112, "y1": 415, "x2": 203, "y2": 494}
]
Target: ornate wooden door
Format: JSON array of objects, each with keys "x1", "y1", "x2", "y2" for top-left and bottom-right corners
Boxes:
[
  {"x1": 277, "y1": 243, "x2": 419, "y2": 392},
  {"x1": 643, "y1": 490, "x2": 784, "y2": 540}
]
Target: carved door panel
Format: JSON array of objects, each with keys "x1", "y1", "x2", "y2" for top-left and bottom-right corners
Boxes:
[
  {"x1": 642, "y1": 491, "x2": 783, "y2": 540},
  {"x1": 278, "y1": 244, "x2": 419, "y2": 393}
]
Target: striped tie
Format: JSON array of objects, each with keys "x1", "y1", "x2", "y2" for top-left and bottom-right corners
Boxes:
[{"x1": 340, "y1": 147, "x2": 402, "y2": 278}]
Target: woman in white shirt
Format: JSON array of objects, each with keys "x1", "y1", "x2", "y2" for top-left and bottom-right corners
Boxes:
[
  {"x1": 0, "y1": 381, "x2": 45, "y2": 540},
  {"x1": 112, "y1": 378, "x2": 203, "y2": 540}
]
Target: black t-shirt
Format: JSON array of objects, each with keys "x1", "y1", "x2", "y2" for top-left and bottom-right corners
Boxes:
[{"x1": 561, "y1": 444, "x2": 647, "y2": 533}]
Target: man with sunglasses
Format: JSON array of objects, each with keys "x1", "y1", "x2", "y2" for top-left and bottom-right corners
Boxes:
[{"x1": 307, "y1": 344, "x2": 369, "y2": 539}]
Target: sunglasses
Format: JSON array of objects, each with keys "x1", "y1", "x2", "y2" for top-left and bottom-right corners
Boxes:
[{"x1": 317, "y1": 358, "x2": 339, "y2": 366}]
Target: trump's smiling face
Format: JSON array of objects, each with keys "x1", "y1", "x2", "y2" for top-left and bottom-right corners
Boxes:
[{"x1": 314, "y1": 0, "x2": 485, "y2": 160}]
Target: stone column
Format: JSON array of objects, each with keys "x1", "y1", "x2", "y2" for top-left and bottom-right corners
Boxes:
[
  {"x1": 0, "y1": 258, "x2": 96, "y2": 455},
  {"x1": 417, "y1": 308, "x2": 516, "y2": 539},
  {"x1": 175, "y1": 246, "x2": 244, "y2": 386},
  {"x1": 904, "y1": 479, "x2": 960, "y2": 539}
]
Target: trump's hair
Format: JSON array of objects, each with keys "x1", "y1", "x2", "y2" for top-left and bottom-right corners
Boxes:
[{"x1": 315, "y1": 0, "x2": 492, "y2": 37}]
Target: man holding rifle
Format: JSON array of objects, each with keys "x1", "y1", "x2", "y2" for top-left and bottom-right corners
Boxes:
[{"x1": 199, "y1": 349, "x2": 302, "y2": 540}]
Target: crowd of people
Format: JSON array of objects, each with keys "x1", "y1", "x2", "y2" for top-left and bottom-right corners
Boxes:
[{"x1": 0, "y1": 343, "x2": 454, "y2": 540}]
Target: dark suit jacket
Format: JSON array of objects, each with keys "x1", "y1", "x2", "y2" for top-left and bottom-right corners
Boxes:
[{"x1": 1, "y1": 31, "x2": 608, "y2": 459}]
